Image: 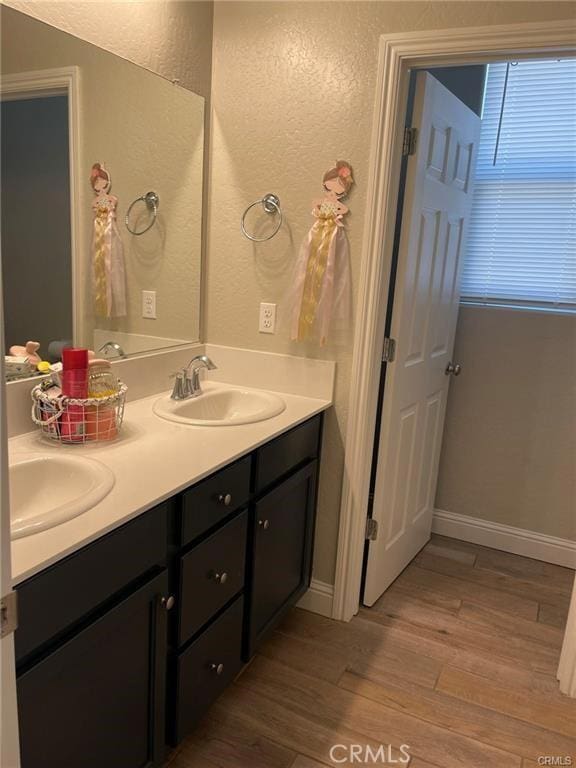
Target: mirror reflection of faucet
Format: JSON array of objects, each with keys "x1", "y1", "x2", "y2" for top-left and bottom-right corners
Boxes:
[
  {"x1": 170, "y1": 355, "x2": 217, "y2": 401},
  {"x1": 98, "y1": 341, "x2": 126, "y2": 359}
]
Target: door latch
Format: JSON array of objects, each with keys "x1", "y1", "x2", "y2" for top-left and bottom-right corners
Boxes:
[{"x1": 1, "y1": 591, "x2": 18, "y2": 638}]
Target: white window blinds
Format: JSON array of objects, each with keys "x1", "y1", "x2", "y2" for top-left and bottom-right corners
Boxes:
[{"x1": 461, "y1": 58, "x2": 576, "y2": 311}]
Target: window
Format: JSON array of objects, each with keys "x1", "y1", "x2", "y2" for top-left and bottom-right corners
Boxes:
[{"x1": 461, "y1": 58, "x2": 576, "y2": 312}]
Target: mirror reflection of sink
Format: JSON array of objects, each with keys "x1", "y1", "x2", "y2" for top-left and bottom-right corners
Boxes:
[
  {"x1": 153, "y1": 384, "x2": 286, "y2": 426},
  {"x1": 10, "y1": 454, "x2": 115, "y2": 540}
]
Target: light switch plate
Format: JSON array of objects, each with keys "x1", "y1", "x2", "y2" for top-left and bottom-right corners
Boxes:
[
  {"x1": 259, "y1": 302, "x2": 276, "y2": 334},
  {"x1": 142, "y1": 290, "x2": 156, "y2": 319}
]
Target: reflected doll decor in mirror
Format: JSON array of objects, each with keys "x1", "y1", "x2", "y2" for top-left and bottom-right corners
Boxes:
[
  {"x1": 90, "y1": 162, "x2": 127, "y2": 318},
  {"x1": 289, "y1": 160, "x2": 353, "y2": 346}
]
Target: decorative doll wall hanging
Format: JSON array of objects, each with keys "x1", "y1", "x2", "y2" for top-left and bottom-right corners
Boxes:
[
  {"x1": 289, "y1": 160, "x2": 353, "y2": 346},
  {"x1": 90, "y1": 163, "x2": 127, "y2": 318}
]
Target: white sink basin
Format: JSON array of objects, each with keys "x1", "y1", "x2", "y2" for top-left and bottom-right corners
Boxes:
[
  {"x1": 9, "y1": 454, "x2": 115, "y2": 539},
  {"x1": 153, "y1": 383, "x2": 286, "y2": 426}
]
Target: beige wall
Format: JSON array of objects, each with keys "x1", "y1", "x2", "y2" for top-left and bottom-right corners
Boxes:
[
  {"x1": 436, "y1": 306, "x2": 576, "y2": 542},
  {"x1": 2, "y1": 6, "x2": 205, "y2": 349},
  {"x1": 208, "y1": 1, "x2": 576, "y2": 583},
  {"x1": 2, "y1": 0, "x2": 213, "y2": 98},
  {"x1": 5, "y1": 0, "x2": 575, "y2": 582}
]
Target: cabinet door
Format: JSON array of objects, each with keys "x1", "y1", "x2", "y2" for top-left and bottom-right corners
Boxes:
[
  {"x1": 17, "y1": 571, "x2": 169, "y2": 768},
  {"x1": 247, "y1": 460, "x2": 317, "y2": 657}
]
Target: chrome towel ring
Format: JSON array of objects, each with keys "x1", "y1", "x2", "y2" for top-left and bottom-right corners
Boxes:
[
  {"x1": 241, "y1": 193, "x2": 282, "y2": 242},
  {"x1": 125, "y1": 191, "x2": 159, "y2": 236}
]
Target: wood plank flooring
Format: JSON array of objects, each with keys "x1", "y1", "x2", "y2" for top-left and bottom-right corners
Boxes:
[{"x1": 165, "y1": 535, "x2": 576, "y2": 768}]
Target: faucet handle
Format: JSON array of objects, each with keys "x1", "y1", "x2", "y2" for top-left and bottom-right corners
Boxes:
[{"x1": 170, "y1": 369, "x2": 189, "y2": 400}]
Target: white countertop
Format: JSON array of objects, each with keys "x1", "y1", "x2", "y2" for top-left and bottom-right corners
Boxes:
[{"x1": 10, "y1": 382, "x2": 331, "y2": 586}]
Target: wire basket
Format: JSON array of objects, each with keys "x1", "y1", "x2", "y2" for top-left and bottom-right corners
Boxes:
[{"x1": 31, "y1": 383, "x2": 128, "y2": 444}]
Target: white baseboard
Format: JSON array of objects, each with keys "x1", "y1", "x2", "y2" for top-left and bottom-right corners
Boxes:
[
  {"x1": 297, "y1": 579, "x2": 334, "y2": 617},
  {"x1": 433, "y1": 509, "x2": 576, "y2": 569}
]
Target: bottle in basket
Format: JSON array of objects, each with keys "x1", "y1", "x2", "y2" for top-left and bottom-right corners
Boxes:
[{"x1": 60, "y1": 348, "x2": 88, "y2": 442}]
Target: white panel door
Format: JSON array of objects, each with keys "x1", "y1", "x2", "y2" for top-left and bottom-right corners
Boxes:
[
  {"x1": 363, "y1": 73, "x2": 481, "y2": 605},
  {"x1": 0, "y1": 277, "x2": 21, "y2": 766}
]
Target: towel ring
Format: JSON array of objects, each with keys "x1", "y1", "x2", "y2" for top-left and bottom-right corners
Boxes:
[
  {"x1": 125, "y1": 191, "x2": 159, "y2": 236},
  {"x1": 241, "y1": 193, "x2": 282, "y2": 242}
]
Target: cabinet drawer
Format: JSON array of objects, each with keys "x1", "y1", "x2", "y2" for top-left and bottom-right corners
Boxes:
[
  {"x1": 254, "y1": 415, "x2": 321, "y2": 493},
  {"x1": 178, "y1": 509, "x2": 247, "y2": 645},
  {"x1": 170, "y1": 596, "x2": 243, "y2": 744},
  {"x1": 180, "y1": 456, "x2": 251, "y2": 546},
  {"x1": 16, "y1": 503, "x2": 168, "y2": 665}
]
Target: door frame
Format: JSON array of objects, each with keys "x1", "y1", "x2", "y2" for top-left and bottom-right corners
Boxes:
[
  {"x1": 1, "y1": 66, "x2": 82, "y2": 346},
  {"x1": 332, "y1": 19, "x2": 576, "y2": 632}
]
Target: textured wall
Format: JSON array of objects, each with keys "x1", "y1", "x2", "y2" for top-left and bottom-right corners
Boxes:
[
  {"x1": 3, "y1": 0, "x2": 213, "y2": 97},
  {"x1": 209, "y1": 1, "x2": 576, "y2": 583},
  {"x1": 2, "y1": 6, "x2": 205, "y2": 350},
  {"x1": 436, "y1": 306, "x2": 576, "y2": 542}
]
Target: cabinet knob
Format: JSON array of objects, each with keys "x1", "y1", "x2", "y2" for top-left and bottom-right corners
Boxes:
[
  {"x1": 258, "y1": 519, "x2": 270, "y2": 530},
  {"x1": 218, "y1": 493, "x2": 232, "y2": 506},
  {"x1": 161, "y1": 595, "x2": 175, "y2": 611},
  {"x1": 211, "y1": 571, "x2": 228, "y2": 585},
  {"x1": 210, "y1": 662, "x2": 225, "y2": 675}
]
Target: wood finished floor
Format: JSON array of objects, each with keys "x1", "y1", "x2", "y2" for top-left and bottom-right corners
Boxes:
[{"x1": 164, "y1": 535, "x2": 576, "y2": 768}]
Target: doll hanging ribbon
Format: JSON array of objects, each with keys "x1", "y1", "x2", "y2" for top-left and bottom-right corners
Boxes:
[
  {"x1": 290, "y1": 161, "x2": 354, "y2": 346},
  {"x1": 90, "y1": 163, "x2": 127, "y2": 318}
]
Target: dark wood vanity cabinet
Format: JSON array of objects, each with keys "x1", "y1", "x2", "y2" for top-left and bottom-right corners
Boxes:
[
  {"x1": 15, "y1": 412, "x2": 323, "y2": 766},
  {"x1": 18, "y1": 572, "x2": 168, "y2": 768},
  {"x1": 15, "y1": 503, "x2": 170, "y2": 768}
]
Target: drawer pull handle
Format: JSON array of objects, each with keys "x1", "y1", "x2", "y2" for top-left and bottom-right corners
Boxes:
[
  {"x1": 210, "y1": 662, "x2": 225, "y2": 675},
  {"x1": 258, "y1": 519, "x2": 270, "y2": 530},
  {"x1": 161, "y1": 595, "x2": 175, "y2": 611},
  {"x1": 218, "y1": 493, "x2": 232, "y2": 506},
  {"x1": 211, "y1": 571, "x2": 228, "y2": 585}
]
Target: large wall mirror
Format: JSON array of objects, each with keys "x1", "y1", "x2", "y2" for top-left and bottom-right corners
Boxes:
[{"x1": 1, "y1": 6, "x2": 204, "y2": 379}]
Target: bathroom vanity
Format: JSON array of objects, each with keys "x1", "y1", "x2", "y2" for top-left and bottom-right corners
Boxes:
[{"x1": 12, "y1": 411, "x2": 323, "y2": 768}]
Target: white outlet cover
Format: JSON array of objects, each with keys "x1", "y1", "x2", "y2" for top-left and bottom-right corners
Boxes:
[
  {"x1": 259, "y1": 302, "x2": 276, "y2": 334},
  {"x1": 142, "y1": 290, "x2": 157, "y2": 319}
]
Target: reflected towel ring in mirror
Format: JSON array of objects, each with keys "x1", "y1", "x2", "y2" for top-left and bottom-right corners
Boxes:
[
  {"x1": 241, "y1": 193, "x2": 282, "y2": 242},
  {"x1": 125, "y1": 191, "x2": 159, "y2": 236}
]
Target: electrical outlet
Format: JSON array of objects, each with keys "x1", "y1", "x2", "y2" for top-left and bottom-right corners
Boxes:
[
  {"x1": 259, "y1": 302, "x2": 276, "y2": 334},
  {"x1": 142, "y1": 290, "x2": 156, "y2": 319}
]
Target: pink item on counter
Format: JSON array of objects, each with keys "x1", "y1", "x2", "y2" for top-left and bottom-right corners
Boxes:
[
  {"x1": 9, "y1": 341, "x2": 42, "y2": 364},
  {"x1": 60, "y1": 348, "x2": 89, "y2": 442}
]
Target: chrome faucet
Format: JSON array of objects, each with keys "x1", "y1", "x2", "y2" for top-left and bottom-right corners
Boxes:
[
  {"x1": 98, "y1": 341, "x2": 126, "y2": 359},
  {"x1": 170, "y1": 354, "x2": 217, "y2": 400}
]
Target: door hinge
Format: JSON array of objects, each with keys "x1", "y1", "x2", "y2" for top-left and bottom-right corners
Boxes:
[
  {"x1": 382, "y1": 337, "x2": 396, "y2": 363},
  {"x1": 403, "y1": 127, "x2": 418, "y2": 156},
  {"x1": 365, "y1": 518, "x2": 379, "y2": 541},
  {"x1": 1, "y1": 591, "x2": 18, "y2": 639}
]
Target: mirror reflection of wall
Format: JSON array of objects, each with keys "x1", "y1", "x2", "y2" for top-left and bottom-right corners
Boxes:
[
  {"x1": 1, "y1": 5, "x2": 205, "y2": 378},
  {"x1": 1, "y1": 94, "x2": 72, "y2": 358}
]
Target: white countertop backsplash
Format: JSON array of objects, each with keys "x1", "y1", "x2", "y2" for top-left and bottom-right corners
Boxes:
[{"x1": 8, "y1": 345, "x2": 335, "y2": 586}]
